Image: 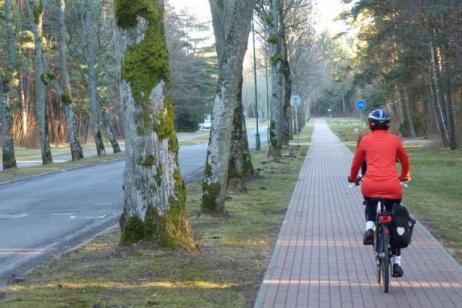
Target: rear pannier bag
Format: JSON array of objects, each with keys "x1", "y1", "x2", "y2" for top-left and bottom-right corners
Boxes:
[{"x1": 391, "y1": 203, "x2": 416, "y2": 248}]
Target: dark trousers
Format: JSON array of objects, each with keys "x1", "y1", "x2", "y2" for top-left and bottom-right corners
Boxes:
[{"x1": 364, "y1": 197, "x2": 401, "y2": 256}]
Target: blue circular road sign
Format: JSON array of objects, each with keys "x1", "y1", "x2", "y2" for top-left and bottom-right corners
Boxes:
[{"x1": 355, "y1": 99, "x2": 366, "y2": 111}]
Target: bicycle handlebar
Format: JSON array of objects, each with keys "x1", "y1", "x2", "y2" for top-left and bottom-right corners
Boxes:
[{"x1": 348, "y1": 176, "x2": 409, "y2": 188}]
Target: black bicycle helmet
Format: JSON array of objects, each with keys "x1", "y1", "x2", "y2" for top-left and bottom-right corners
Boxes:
[{"x1": 368, "y1": 109, "x2": 391, "y2": 130}]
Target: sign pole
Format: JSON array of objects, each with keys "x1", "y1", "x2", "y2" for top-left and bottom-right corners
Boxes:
[
  {"x1": 355, "y1": 99, "x2": 367, "y2": 133},
  {"x1": 252, "y1": 19, "x2": 261, "y2": 151},
  {"x1": 295, "y1": 107, "x2": 299, "y2": 146}
]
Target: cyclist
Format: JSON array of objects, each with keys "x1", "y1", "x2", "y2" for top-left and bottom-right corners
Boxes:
[{"x1": 348, "y1": 109, "x2": 410, "y2": 277}]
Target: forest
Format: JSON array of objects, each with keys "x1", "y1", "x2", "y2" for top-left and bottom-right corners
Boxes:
[{"x1": 315, "y1": 0, "x2": 462, "y2": 150}]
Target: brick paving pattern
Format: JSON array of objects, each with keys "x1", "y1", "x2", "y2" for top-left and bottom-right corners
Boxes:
[{"x1": 254, "y1": 118, "x2": 462, "y2": 308}]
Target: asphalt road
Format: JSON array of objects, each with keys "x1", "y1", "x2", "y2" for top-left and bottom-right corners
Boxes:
[{"x1": 0, "y1": 127, "x2": 267, "y2": 282}]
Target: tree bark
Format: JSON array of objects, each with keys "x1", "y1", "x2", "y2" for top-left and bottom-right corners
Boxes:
[
  {"x1": 280, "y1": 4, "x2": 292, "y2": 145},
  {"x1": 26, "y1": 0, "x2": 53, "y2": 165},
  {"x1": 84, "y1": 0, "x2": 105, "y2": 155},
  {"x1": 429, "y1": 41, "x2": 450, "y2": 146},
  {"x1": 428, "y1": 69, "x2": 444, "y2": 143},
  {"x1": 115, "y1": 0, "x2": 194, "y2": 250},
  {"x1": 102, "y1": 108, "x2": 121, "y2": 153},
  {"x1": 402, "y1": 89, "x2": 416, "y2": 138},
  {"x1": 57, "y1": 0, "x2": 84, "y2": 160},
  {"x1": 229, "y1": 73, "x2": 254, "y2": 186},
  {"x1": 1, "y1": 0, "x2": 17, "y2": 169},
  {"x1": 201, "y1": 0, "x2": 256, "y2": 214},
  {"x1": 267, "y1": 0, "x2": 284, "y2": 158},
  {"x1": 210, "y1": 0, "x2": 254, "y2": 186},
  {"x1": 440, "y1": 44, "x2": 457, "y2": 149}
]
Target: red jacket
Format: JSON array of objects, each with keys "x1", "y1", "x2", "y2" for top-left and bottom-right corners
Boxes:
[{"x1": 349, "y1": 130, "x2": 410, "y2": 199}]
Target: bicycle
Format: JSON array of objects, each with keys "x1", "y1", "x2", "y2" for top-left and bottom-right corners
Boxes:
[
  {"x1": 350, "y1": 177, "x2": 408, "y2": 293},
  {"x1": 374, "y1": 198, "x2": 393, "y2": 293}
]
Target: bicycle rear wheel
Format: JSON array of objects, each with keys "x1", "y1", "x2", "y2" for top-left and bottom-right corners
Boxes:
[
  {"x1": 376, "y1": 231, "x2": 382, "y2": 284},
  {"x1": 382, "y1": 232, "x2": 390, "y2": 293}
]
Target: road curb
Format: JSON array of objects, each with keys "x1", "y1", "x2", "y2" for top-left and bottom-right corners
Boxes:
[{"x1": 0, "y1": 157, "x2": 125, "y2": 187}]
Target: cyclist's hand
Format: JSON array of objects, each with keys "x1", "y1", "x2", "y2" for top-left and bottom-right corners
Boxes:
[{"x1": 399, "y1": 176, "x2": 411, "y2": 182}]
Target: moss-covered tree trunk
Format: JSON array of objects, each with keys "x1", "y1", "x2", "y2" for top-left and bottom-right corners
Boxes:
[
  {"x1": 201, "y1": 0, "x2": 257, "y2": 214},
  {"x1": 26, "y1": 0, "x2": 53, "y2": 165},
  {"x1": 228, "y1": 74, "x2": 254, "y2": 187},
  {"x1": 280, "y1": 12, "x2": 292, "y2": 145},
  {"x1": 84, "y1": 0, "x2": 105, "y2": 156},
  {"x1": 1, "y1": 0, "x2": 17, "y2": 170},
  {"x1": 57, "y1": 0, "x2": 84, "y2": 160},
  {"x1": 115, "y1": 0, "x2": 194, "y2": 250},
  {"x1": 209, "y1": 0, "x2": 254, "y2": 189},
  {"x1": 102, "y1": 108, "x2": 121, "y2": 153},
  {"x1": 0, "y1": 74, "x2": 16, "y2": 170},
  {"x1": 267, "y1": 0, "x2": 284, "y2": 159}
]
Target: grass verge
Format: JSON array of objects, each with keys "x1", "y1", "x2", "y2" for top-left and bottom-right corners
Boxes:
[
  {"x1": 326, "y1": 117, "x2": 462, "y2": 264},
  {"x1": 0, "y1": 127, "x2": 312, "y2": 307},
  {"x1": 0, "y1": 153, "x2": 124, "y2": 185},
  {"x1": 404, "y1": 148, "x2": 462, "y2": 262}
]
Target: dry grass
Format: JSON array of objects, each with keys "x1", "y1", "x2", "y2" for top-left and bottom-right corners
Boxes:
[{"x1": 0, "y1": 126, "x2": 312, "y2": 307}]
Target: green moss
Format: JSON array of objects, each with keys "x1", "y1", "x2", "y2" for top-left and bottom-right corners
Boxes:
[
  {"x1": 216, "y1": 0, "x2": 224, "y2": 9},
  {"x1": 43, "y1": 150, "x2": 53, "y2": 165},
  {"x1": 228, "y1": 160, "x2": 241, "y2": 179},
  {"x1": 156, "y1": 96, "x2": 178, "y2": 152},
  {"x1": 138, "y1": 154, "x2": 155, "y2": 167},
  {"x1": 136, "y1": 127, "x2": 145, "y2": 136},
  {"x1": 40, "y1": 73, "x2": 48, "y2": 85},
  {"x1": 271, "y1": 53, "x2": 282, "y2": 64},
  {"x1": 204, "y1": 161, "x2": 212, "y2": 177},
  {"x1": 155, "y1": 164, "x2": 163, "y2": 185},
  {"x1": 267, "y1": 34, "x2": 278, "y2": 44},
  {"x1": 61, "y1": 90, "x2": 72, "y2": 105},
  {"x1": 143, "y1": 205, "x2": 158, "y2": 240},
  {"x1": 120, "y1": 216, "x2": 144, "y2": 245},
  {"x1": 2, "y1": 70, "x2": 13, "y2": 85},
  {"x1": 117, "y1": 0, "x2": 170, "y2": 104},
  {"x1": 270, "y1": 120, "x2": 278, "y2": 147},
  {"x1": 243, "y1": 152, "x2": 255, "y2": 177},
  {"x1": 201, "y1": 182, "x2": 222, "y2": 213},
  {"x1": 121, "y1": 180, "x2": 193, "y2": 250},
  {"x1": 266, "y1": 13, "x2": 274, "y2": 26},
  {"x1": 33, "y1": 1, "x2": 44, "y2": 25},
  {"x1": 115, "y1": 0, "x2": 159, "y2": 29},
  {"x1": 46, "y1": 72, "x2": 56, "y2": 80}
]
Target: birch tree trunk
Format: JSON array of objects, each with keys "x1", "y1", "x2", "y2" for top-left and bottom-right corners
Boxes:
[
  {"x1": 429, "y1": 41, "x2": 450, "y2": 146},
  {"x1": 26, "y1": 0, "x2": 53, "y2": 165},
  {"x1": 209, "y1": 0, "x2": 254, "y2": 188},
  {"x1": 428, "y1": 70, "x2": 444, "y2": 142},
  {"x1": 201, "y1": 0, "x2": 257, "y2": 213},
  {"x1": 57, "y1": 0, "x2": 83, "y2": 160},
  {"x1": 267, "y1": 0, "x2": 284, "y2": 158},
  {"x1": 1, "y1": 0, "x2": 17, "y2": 169},
  {"x1": 84, "y1": 0, "x2": 105, "y2": 155},
  {"x1": 440, "y1": 44, "x2": 457, "y2": 149},
  {"x1": 115, "y1": 0, "x2": 194, "y2": 250}
]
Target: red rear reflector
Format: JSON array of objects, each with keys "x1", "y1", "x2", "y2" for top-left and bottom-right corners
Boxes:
[
  {"x1": 384, "y1": 229, "x2": 390, "y2": 235},
  {"x1": 379, "y1": 216, "x2": 392, "y2": 224}
]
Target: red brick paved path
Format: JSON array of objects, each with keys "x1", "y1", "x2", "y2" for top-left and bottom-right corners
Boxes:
[{"x1": 254, "y1": 119, "x2": 462, "y2": 308}]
